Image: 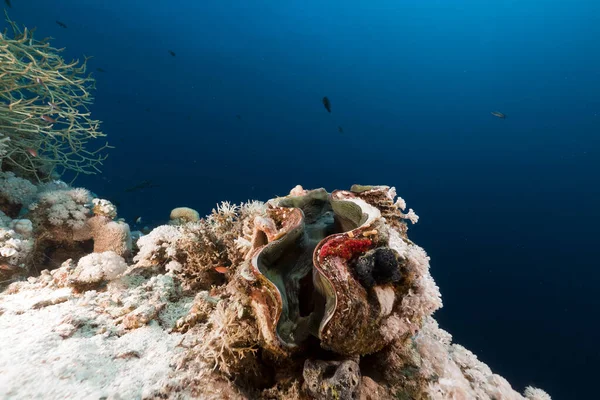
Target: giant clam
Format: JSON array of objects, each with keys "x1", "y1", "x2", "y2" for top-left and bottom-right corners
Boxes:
[{"x1": 243, "y1": 185, "x2": 415, "y2": 357}]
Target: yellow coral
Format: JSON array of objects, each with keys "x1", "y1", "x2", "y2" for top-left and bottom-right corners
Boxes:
[{"x1": 169, "y1": 207, "x2": 200, "y2": 224}]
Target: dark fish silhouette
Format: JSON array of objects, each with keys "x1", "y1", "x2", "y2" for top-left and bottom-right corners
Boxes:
[
  {"x1": 338, "y1": 126, "x2": 344, "y2": 133},
  {"x1": 322, "y1": 96, "x2": 331, "y2": 113},
  {"x1": 96, "y1": 67, "x2": 106, "y2": 73},
  {"x1": 169, "y1": 50, "x2": 176, "y2": 57},
  {"x1": 491, "y1": 111, "x2": 506, "y2": 119},
  {"x1": 125, "y1": 180, "x2": 160, "y2": 193},
  {"x1": 56, "y1": 21, "x2": 67, "y2": 28},
  {"x1": 4, "y1": 0, "x2": 11, "y2": 9}
]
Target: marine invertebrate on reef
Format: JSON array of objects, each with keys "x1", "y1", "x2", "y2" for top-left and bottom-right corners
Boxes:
[
  {"x1": 92, "y1": 198, "x2": 117, "y2": 219},
  {"x1": 353, "y1": 247, "x2": 403, "y2": 288},
  {"x1": 302, "y1": 358, "x2": 361, "y2": 399},
  {"x1": 0, "y1": 13, "x2": 109, "y2": 181},
  {"x1": 244, "y1": 186, "x2": 434, "y2": 357},
  {"x1": 134, "y1": 225, "x2": 183, "y2": 268},
  {"x1": 78, "y1": 216, "x2": 132, "y2": 257},
  {"x1": 0, "y1": 212, "x2": 33, "y2": 269},
  {"x1": 0, "y1": 171, "x2": 37, "y2": 216},
  {"x1": 181, "y1": 184, "x2": 546, "y2": 399},
  {"x1": 69, "y1": 251, "x2": 128, "y2": 291},
  {"x1": 25, "y1": 186, "x2": 131, "y2": 270},
  {"x1": 135, "y1": 201, "x2": 267, "y2": 290},
  {"x1": 319, "y1": 236, "x2": 373, "y2": 260},
  {"x1": 0, "y1": 183, "x2": 552, "y2": 399},
  {"x1": 29, "y1": 187, "x2": 93, "y2": 230},
  {"x1": 169, "y1": 206, "x2": 200, "y2": 225}
]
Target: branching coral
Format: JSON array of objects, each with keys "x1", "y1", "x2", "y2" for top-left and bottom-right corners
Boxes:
[
  {"x1": 135, "y1": 201, "x2": 267, "y2": 291},
  {"x1": 193, "y1": 298, "x2": 260, "y2": 376},
  {"x1": 0, "y1": 12, "x2": 109, "y2": 181},
  {"x1": 134, "y1": 225, "x2": 183, "y2": 269}
]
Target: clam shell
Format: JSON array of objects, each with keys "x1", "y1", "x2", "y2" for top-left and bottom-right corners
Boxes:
[
  {"x1": 248, "y1": 206, "x2": 306, "y2": 356},
  {"x1": 313, "y1": 190, "x2": 394, "y2": 355},
  {"x1": 247, "y1": 187, "x2": 403, "y2": 357}
]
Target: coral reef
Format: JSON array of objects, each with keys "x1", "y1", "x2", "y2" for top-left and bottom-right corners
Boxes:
[
  {"x1": 0, "y1": 171, "x2": 37, "y2": 216},
  {"x1": 303, "y1": 359, "x2": 361, "y2": 399},
  {"x1": 0, "y1": 183, "x2": 550, "y2": 400},
  {"x1": 69, "y1": 251, "x2": 128, "y2": 291},
  {"x1": 0, "y1": 211, "x2": 34, "y2": 270},
  {"x1": 0, "y1": 178, "x2": 131, "y2": 287}
]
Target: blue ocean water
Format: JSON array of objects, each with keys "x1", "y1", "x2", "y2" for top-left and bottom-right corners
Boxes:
[{"x1": 5, "y1": 0, "x2": 599, "y2": 398}]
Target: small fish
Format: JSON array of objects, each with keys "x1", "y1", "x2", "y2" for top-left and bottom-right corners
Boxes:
[
  {"x1": 338, "y1": 126, "x2": 344, "y2": 133},
  {"x1": 56, "y1": 21, "x2": 67, "y2": 29},
  {"x1": 322, "y1": 96, "x2": 331, "y2": 113},
  {"x1": 34, "y1": 77, "x2": 43, "y2": 85},
  {"x1": 491, "y1": 111, "x2": 506, "y2": 119},
  {"x1": 214, "y1": 266, "x2": 228, "y2": 274},
  {"x1": 48, "y1": 102, "x2": 60, "y2": 111},
  {"x1": 4, "y1": 0, "x2": 11, "y2": 9},
  {"x1": 26, "y1": 148, "x2": 38, "y2": 157},
  {"x1": 0, "y1": 262, "x2": 17, "y2": 271},
  {"x1": 125, "y1": 180, "x2": 159, "y2": 193},
  {"x1": 168, "y1": 50, "x2": 176, "y2": 57},
  {"x1": 40, "y1": 115, "x2": 56, "y2": 123},
  {"x1": 114, "y1": 350, "x2": 141, "y2": 360},
  {"x1": 135, "y1": 216, "x2": 143, "y2": 224},
  {"x1": 96, "y1": 67, "x2": 106, "y2": 73}
]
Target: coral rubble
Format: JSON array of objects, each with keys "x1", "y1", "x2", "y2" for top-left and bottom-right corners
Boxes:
[{"x1": 0, "y1": 183, "x2": 550, "y2": 400}]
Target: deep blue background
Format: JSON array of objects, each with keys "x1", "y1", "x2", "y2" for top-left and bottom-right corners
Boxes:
[{"x1": 4, "y1": 1, "x2": 599, "y2": 398}]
